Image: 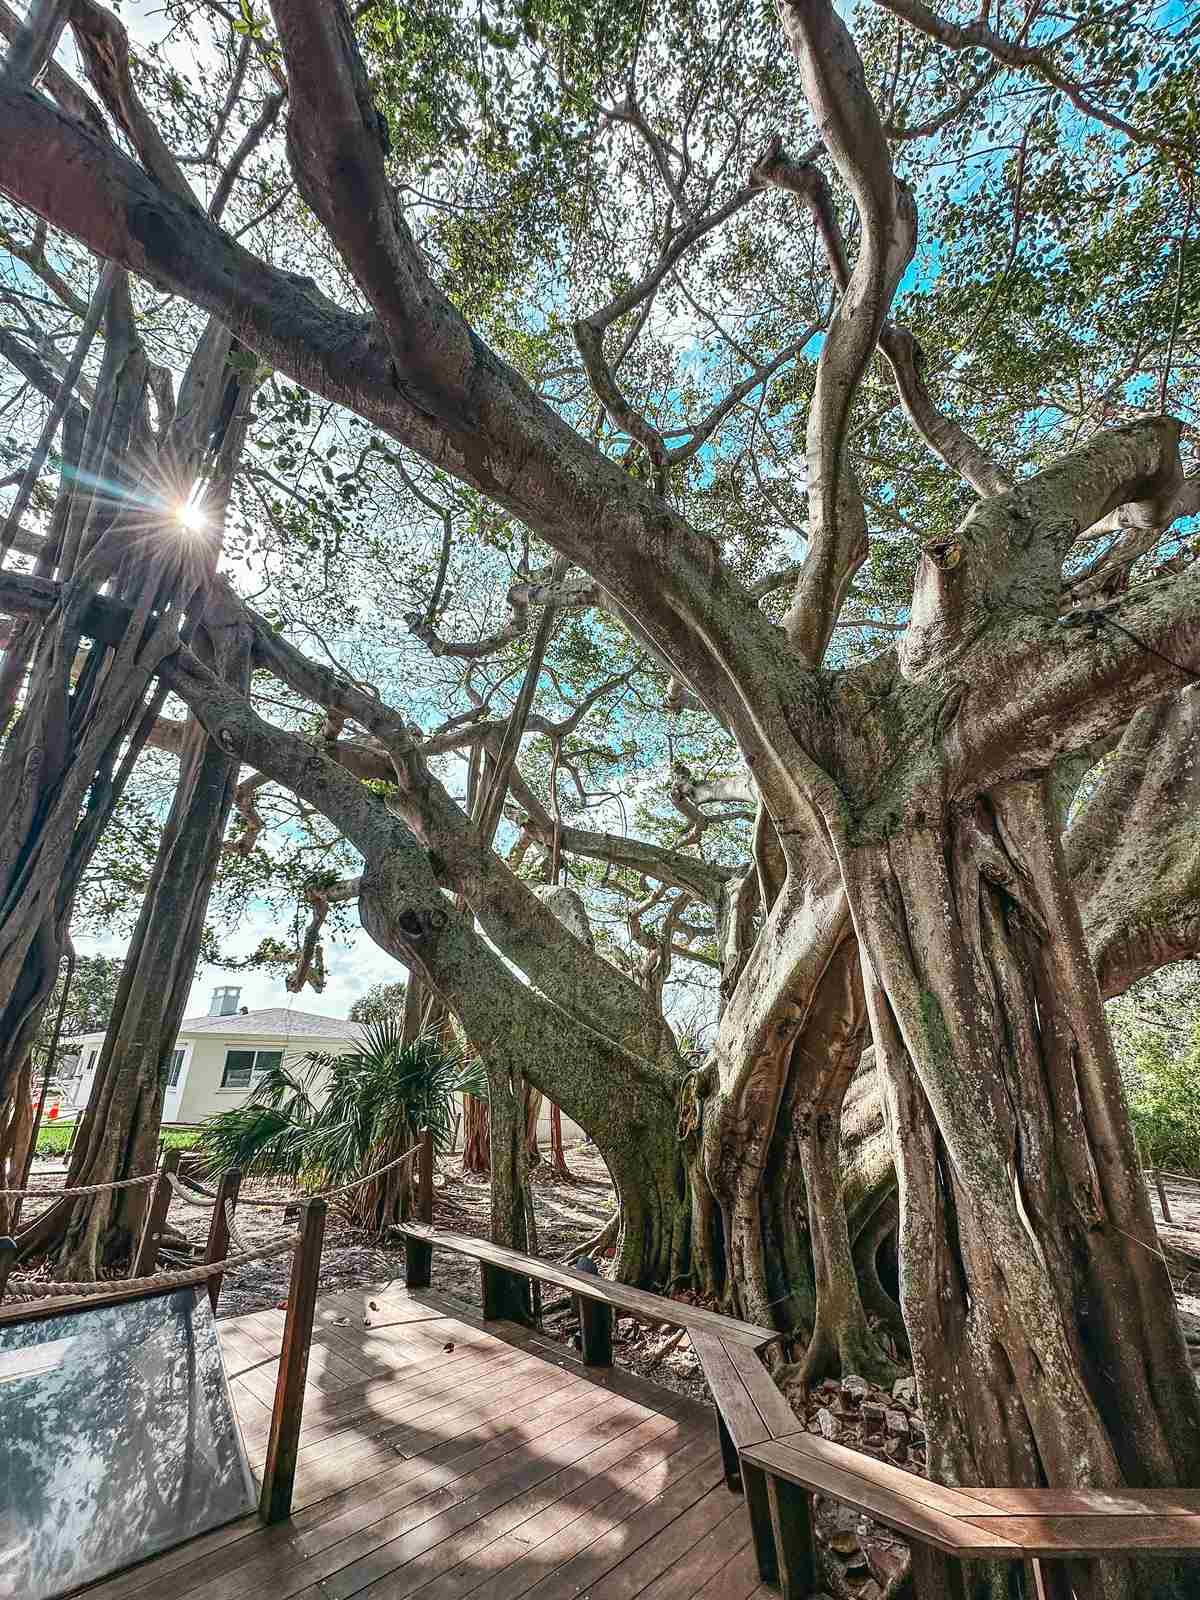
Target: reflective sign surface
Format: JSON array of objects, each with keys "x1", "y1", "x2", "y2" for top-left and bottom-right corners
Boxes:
[{"x1": 0, "y1": 1287, "x2": 256, "y2": 1599}]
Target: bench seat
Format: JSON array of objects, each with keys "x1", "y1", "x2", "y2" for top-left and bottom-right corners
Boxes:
[
  {"x1": 742, "y1": 1432, "x2": 1200, "y2": 1599},
  {"x1": 397, "y1": 1222, "x2": 777, "y2": 1349}
]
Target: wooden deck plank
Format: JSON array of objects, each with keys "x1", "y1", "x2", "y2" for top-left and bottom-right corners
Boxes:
[
  {"x1": 393, "y1": 1419, "x2": 701, "y2": 1600},
  {"x1": 235, "y1": 1342, "x2": 545, "y2": 1450},
  {"x1": 151, "y1": 1383, "x2": 623, "y2": 1600},
  {"x1": 389, "y1": 1430, "x2": 716, "y2": 1600},
  {"x1": 90, "y1": 1375, "x2": 623, "y2": 1600},
  {"x1": 309, "y1": 1405, "x2": 696, "y2": 1600},
  {"x1": 314, "y1": 1423, "x2": 714, "y2": 1600},
  {"x1": 275, "y1": 1360, "x2": 603, "y2": 1485},
  {"x1": 79, "y1": 1285, "x2": 746, "y2": 1600},
  {"x1": 172, "y1": 1387, "x2": 662, "y2": 1600},
  {"x1": 282, "y1": 1368, "x2": 608, "y2": 1504},
  {"x1": 578, "y1": 1485, "x2": 746, "y2": 1600},
  {"x1": 687, "y1": 1540, "x2": 764, "y2": 1600},
  {"x1": 497, "y1": 1450, "x2": 723, "y2": 1600}
]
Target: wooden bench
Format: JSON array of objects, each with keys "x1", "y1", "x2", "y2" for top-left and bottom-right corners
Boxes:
[
  {"x1": 399, "y1": 1178, "x2": 1200, "y2": 1600},
  {"x1": 688, "y1": 1329, "x2": 805, "y2": 1587},
  {"x1": 741, "y1": 1431, "x2": 1200, "y2": 1599},
  {"x1": 397, "y1": 1221, "x2": 775, "y2": 1355}
]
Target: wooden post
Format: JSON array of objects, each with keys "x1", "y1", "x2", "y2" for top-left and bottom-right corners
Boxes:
[
  {"x1": 404, "y1": 1127, "x2": 434, "y2": 1290},
  {"x1": 417, "y1": 1125, "x2": 433, "y2": 1222},
  {"x1": 260, "y1": 1197, "x2": 326, "y2": 1524},
  {"x1": 65, "y1": 1109, "x2": 85, "y2": 1160},
  {"x1": 1022, "y1": 1558, "x2": 1074, "y2": 1600},
  {"x1": 764, "y1": 1475, "x2": 816, "y2": 1600},
  {"x1": 578, "y1": 1297, "x2": 612, "y2": 1366},
  {"x1": 1153, "y1": 1169, "x2": 1173, "y2": 1224},
  {"x1": 0, "y1": 1237, "x2": 15, "y2": 1303},
  {"x1": 909, "y1": 1545, "x2": 968, "y2": 1600},
  {"x1": 204, "y1": 1167, "x2": 242, "y2": 1313},
  {"x1": 480, "y1": 1260, "x2": 530, "y2": 1322},
  {"x1": 716, "y1": 1408, "x2": 742, "y2": 1492},
  {"x1": 741, "y1": 1463, "x2": 779, "y2": 1585},
  {"x1": 132, "y1": 1146, "x2": 181, "y2": 1277}
]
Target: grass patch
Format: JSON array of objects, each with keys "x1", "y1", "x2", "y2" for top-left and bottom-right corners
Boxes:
[{"x1": 34, "y1": 1124, "x2": 201, "y2": 1156}]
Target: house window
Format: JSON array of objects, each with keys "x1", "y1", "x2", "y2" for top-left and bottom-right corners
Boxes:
[
  {"x1": 220, "y1": 1049, "x2": 283, "y2": 1089},
  {"x1": 167, "y1": 1048, "x2": 186, "y2": 1088},
  {"x1": 84, "y1": 1050, "x2": 97, "y2": 1074}
]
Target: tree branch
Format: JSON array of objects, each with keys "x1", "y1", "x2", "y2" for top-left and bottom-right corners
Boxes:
[
  {"x1": 0, "y1": 70, "x2": 801, "y2": 751},
  {"x1": 869, "y1": 0, "x2": 1191, "y2": 158},
  {"x1": 775, "y1": 0, "x2": 917, "y2": 663},
  {"x1": 901, "y1": 416, "x2": 1186, "y2": 679}
]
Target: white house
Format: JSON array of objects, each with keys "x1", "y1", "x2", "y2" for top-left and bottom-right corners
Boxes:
[
  {"x1": 65, "y1": 988, "x2": 359, "y2": 1125},
  {"x1": 64, "y1": 986, "x2": 587, "y2": 1143}
]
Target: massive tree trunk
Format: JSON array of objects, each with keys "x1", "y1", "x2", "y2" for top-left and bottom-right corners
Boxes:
[
  {"x1": 0, "y1": 276, "x2": 182, "y2": 1107},
  {"x1": 851, "y1": 777, "x2": 1200, "y2": 1596},
  {"x1": 690, "y1": 842, "x2": 894, "y2": 1374},
  {"x1": 31, "y1": 590, "x2": 252, "y2": 1275}
]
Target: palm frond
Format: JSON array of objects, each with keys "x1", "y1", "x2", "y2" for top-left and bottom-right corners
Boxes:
[{"x1": 198, "y1": 1023, "x2": 487, "y2": 1225}]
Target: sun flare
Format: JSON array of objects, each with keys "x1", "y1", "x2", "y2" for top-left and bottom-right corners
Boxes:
[{"x1": 175, "y1": 500, "x2": 206, "y2": 534}]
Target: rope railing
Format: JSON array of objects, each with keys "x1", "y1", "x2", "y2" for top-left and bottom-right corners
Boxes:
[
  {"x1": 0, "y1": 1170, "x2": 159, "y2": 1199},
  {"x1": 2, "y1": 1133, "x2": 425, "y2": 1207},
  {"x1": 2, "y1": 1233, "x2": 301, "y2": 1308},
  {"x1": 224, "y1": 1197, "x2": 251, "y2": 1256},
  {"x1": 221, "y1": 1137, "x2": 426, "y2": 1207},
  {"x1": 167, "y1": 1172, "x2": 219, "y2": 1209}
]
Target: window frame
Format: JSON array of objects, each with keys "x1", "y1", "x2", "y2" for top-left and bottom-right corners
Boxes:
[{"x1": 220, "y1": 1047, "x2": 284, "y2": 1090}]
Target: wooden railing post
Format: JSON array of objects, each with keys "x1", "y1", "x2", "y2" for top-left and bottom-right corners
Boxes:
[
  {"x1": 66, "y1": 1109, "x2": 85, "y2": 1160},
  {"x1": 1152, "y1": 1169, "x2": 1173, "y2": 1224},
  {"x1": 205, "y1": 1167, "x2": 242, "y2": 1313},
  {"x1": 260, "y1": 1197, "x2": 326, "y2": 1524},
  {"x1": 578, "y1": 1298, "x2": 613, "y2": 1366},
  {"x1": 404, "y1": 1127, "x2": 434, "y2": 1290},
  {"x1": 0, "y1": 1237, "x2": 15, "y2": 1304},
  {"x1": 132, "y1": 1146, "x2": 181, "y2": 1277}
]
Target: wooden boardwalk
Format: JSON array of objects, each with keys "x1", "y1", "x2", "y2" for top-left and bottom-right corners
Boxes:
[{"x1": 81, "y1": 1282, "x2": 768, "y2": 1600}]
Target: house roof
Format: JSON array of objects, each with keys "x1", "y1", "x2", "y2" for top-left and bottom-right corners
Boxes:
[{"x1": 178, "y1": 1006, "x2": 360, "y2": 1041}]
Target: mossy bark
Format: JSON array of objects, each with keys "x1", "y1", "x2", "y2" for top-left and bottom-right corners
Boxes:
[{"x1": 849, "y1": 778, "x2": 1200, "y2": 1599}]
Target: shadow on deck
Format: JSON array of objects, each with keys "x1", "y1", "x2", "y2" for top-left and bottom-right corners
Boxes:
[{"x1": 80, "y1": 1282, "x2": 770, "y2": 1600}]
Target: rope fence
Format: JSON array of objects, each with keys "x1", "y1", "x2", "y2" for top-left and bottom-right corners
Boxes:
[
  {"x1": 232, "y1": 1139, "x2": 425, "y2": 1207},
  {"x1": 1, "y1": 1134, "x2": 425, "y2": 1206},
  {"x1": 2, "y1": 1234, "x2": 301, "y2": 1307},
  {"x1": 0, "y1": 1171, "x2": 158, "y2": 1199}
]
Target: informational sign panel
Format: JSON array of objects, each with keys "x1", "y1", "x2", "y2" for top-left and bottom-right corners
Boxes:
[{"x1": 0, "y1": 1286, "x2": 256, "y2": 1599}]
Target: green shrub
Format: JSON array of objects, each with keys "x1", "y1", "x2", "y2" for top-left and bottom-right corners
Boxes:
[
  {"x1": 1128, "y1": 1026, "x2": 1200, "y2": 1177},
  {"x1": 199, "y1": 1019, "x2": 485, "y2": 1230}
]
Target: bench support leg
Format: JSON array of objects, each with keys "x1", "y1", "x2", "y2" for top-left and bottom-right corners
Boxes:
[
  {"x1": 764, "y1": 1474, "x2": 815, "y2": 1600},
  {"x1": 716, "y1": 1409, "x2": 741, "y2": 1492},
  {"x1": 1023, "y1": 1558, "x2": 1076, "y2": 1600},
  {"x1": 909, "y1": 1545, "x2": 967, "y2": 1600},
  {"x1": 741, "y1": 1464, "x2": 779, "y2": 1586},
  {"x1": 578, "y1": 1299, "x2": 612, "y2": 1366},
  {"x1": 404, "y1": 1236, "x2": 432, "y2": 1290},
  {"x1": 480, "y1": 1261, "x2": 530, "y2": 1322}
]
